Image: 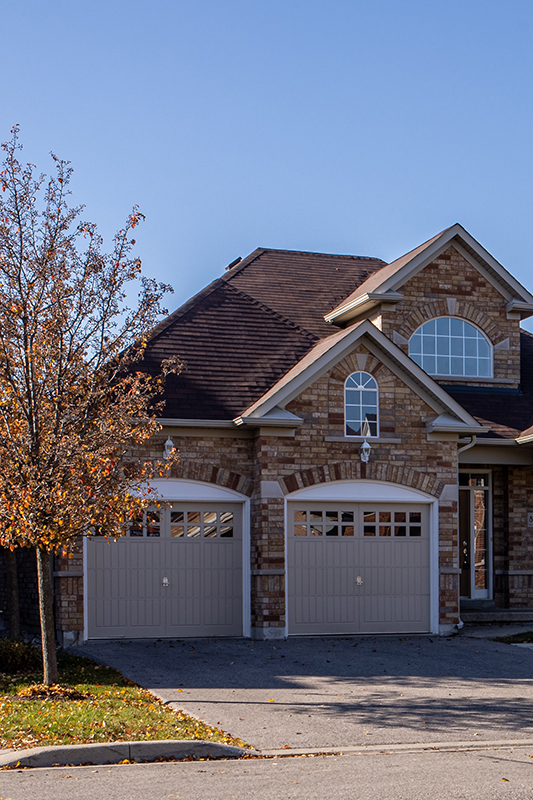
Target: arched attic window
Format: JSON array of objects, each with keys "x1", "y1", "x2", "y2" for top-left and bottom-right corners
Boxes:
[
  {"x1": 345, "y1": 372, "x2": 378, "y2": 437},
  {"x1": 409, "y1": 318, "x2": 492, "y2": 377}
]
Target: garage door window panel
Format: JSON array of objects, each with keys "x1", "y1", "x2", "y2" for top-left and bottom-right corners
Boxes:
[{"x1": 129, "y1": 509, "x2": 160, "y2": 537}]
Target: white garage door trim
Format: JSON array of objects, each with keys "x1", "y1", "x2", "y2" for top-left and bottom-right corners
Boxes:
[
  {"x1": 284, "y1": 480, "x2": 439, "y2": 636},
  {"x1": 83, "y1": 479, "x2": 251, "y2": 640}
]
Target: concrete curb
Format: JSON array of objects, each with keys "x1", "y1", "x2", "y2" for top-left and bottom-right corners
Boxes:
[
  {"x1": 0, "y1": 739, "x2": 251, "y2": 769},
  {"x1": 262, "y1": 738, "x2": 533, "y2": 757}
]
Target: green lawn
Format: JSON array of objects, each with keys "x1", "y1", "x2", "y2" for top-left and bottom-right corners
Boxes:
[{"x1": 0, "y1": 645, "x2": 246, "y2": 751}]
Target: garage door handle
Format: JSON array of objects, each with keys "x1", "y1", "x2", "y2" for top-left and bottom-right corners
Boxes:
[
  {"x1": 162, "y1": 577, "x2": 169, "y2": 587},
  {"x1": 356, "y1": 576, "x2": 363, "y2": 586}
]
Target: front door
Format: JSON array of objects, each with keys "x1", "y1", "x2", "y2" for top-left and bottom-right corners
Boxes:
[{"x1": 459, "y1": 472, "x2": 491, "y2": 600}]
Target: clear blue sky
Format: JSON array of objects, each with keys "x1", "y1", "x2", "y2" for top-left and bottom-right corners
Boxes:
[{"x1": 3, "y1": 0, "x2": 533, "y2": 328}]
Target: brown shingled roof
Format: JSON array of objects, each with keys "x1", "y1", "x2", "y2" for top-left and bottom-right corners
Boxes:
[
  {"x1": 224, "y1": 248, "x2": 386, "y2": 337},
  {"x1": 141, "y1": 279, "x2": 318, "y2": 419},
  {"x1": 444, "y1": 331, "x2": 533, "y2": 440},
  {"x1": 326, "y1": 228, "x2": 451, "y2": 320}
]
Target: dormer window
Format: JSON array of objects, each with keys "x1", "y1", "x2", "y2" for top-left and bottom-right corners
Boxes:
[
  {"x1": 345, "y1": 372, "x2": 378, "y2": 437},
  {"x1": 409, "y1": 318, "x2": 492, "y2": 378}
]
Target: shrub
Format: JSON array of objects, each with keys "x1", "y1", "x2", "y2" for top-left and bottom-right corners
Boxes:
[{"x1": 0, "y1": 638, "x2": 42, "y2": 674}]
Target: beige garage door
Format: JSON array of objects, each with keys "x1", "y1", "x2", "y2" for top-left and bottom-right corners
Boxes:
[
  {"x1": 87, "y1": 503, "x2": 243, "y2": 638},
  {"x1": 288, "y1": 502, "x2": 430, "y2": 635}
]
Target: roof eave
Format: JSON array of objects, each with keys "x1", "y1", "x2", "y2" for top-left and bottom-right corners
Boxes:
[
  {"x1": 157, "y1": 418, "x2": 237, "y2": 428},
  {"x1": 324, "y1": 291, "x2": 404, "y2": 325},
  {"x1": 426, "y1": 420, "x2": 491, "y2": 435},
  {"x1": 234, "y1": 415, "x2": 304, "y2": 428},
  {"x1": 506, "y1": 300, "x2": 533, "y2": 320}
]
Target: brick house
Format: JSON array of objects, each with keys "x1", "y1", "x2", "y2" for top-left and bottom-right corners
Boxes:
[{"x1": 3, "y1": 223, "x2": 533, "y2": 643}]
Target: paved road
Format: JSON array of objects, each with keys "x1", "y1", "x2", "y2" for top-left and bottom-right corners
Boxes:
[
  {"x1": 75, "y1": 634, "x2": 533, "y2": 750},
  {"x1": 2, "y1": 745, "x2": 533, "y2": 800}
]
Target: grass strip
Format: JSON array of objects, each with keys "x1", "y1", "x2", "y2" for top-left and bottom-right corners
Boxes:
[
  {"x1": 494, "y1": 631, "x2": 533, "y2": 644},
  {"x1": 0, "y1": 648, "x2": 246, "y2": 751}
]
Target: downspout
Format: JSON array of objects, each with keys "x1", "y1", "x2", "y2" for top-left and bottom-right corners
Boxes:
[
  {"x1": 457, "y1": 435, "x2": 477, "y2": 456},
  {"x1": 454, "y1": 435, "x2": 477, "y2": 631}
]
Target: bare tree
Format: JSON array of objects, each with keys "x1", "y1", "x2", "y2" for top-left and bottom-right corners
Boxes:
[{"x1": 0, "y1": 127, "x2": 179, "y2": 684}]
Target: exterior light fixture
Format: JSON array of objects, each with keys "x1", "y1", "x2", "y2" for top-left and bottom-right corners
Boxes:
[
  {"x1": 360, "y1": 438, "x2": 371, "y2": 463},
  {"x1": 164, "y1": 436, "x2": 175, "y2": 459}
]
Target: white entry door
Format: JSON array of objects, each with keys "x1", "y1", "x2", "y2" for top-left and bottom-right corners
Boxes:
[
  {"x1": 287, "y1": 502, "x2": 430, "y2": 635},
  {"x1": 86, "y1": 503, "x2": 243, "y2": 638}
]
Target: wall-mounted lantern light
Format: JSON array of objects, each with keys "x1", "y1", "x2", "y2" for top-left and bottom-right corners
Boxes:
[
  {"x1": 164, "y1": 437, "x2": 175, "y2": 459},
  {"x1": 360, "y1": 438, "x2": 371, "y2": 463}
]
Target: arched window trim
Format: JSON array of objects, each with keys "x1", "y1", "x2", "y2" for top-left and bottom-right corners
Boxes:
[
  {"x1": 408, "y1": 316, "x2": 493, "y2": 379},
  {"x1": 344, "y1": 371, "x2": 379, "y2": 439}
]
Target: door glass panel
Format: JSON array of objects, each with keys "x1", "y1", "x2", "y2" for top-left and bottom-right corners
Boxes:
[
  {"x1": 146, "y1": 510, "x2": 160, "y2": 537},
  {"x1": 459, "y1": 489, "x2": 471, "y2": 596},
  {"x1": 363, "y1": 511, "x2": 376, "y2": 536},
  {"x1": 171, "y1": 511, "x2": 184, "y2": 537},
  {"x1": 473, "y1": 489, "x2": 487, "y2": 590}
]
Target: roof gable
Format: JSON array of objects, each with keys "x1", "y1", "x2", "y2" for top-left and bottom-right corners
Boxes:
[
  {"x1": 325, "y1": 224, "x2": 533, "y2": 325},
  {"x1": 236, "y1": 319, "x2": 486, "y2": 434}
]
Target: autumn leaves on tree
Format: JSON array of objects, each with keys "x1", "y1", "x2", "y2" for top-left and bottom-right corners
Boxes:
[{"x1": 0, "y1": 127, "x2": 180, "y2": 684}]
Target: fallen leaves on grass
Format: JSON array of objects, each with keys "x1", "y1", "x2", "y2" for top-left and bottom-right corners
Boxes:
[
  {"x1": 0, "y1": 651, "x2": 247, "y2": 751},
  {"x1": 16, "y1": 684, "x2": 93, "y2": 701}
]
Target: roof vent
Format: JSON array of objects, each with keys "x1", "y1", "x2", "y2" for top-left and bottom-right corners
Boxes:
[{"x1": 225, "y1": 256, "x2": 242, "y2": 272}]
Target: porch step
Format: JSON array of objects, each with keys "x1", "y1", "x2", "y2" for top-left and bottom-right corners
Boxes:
[{"x1": 461, "y1": 609, "x2": 533, "y2": 623}]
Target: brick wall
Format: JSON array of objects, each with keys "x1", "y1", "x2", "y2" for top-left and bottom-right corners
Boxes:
[
  {"x1": 379, "y1": 246, "x2": 521, "y2": 387},
  {"x1": 51, "y1": 342, "x2": 462, "y2": 636},
  {"x1": 252, "y1": 342, "x2": 459, "y2": 630}
]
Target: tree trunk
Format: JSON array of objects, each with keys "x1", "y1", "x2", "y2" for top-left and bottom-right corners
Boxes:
[
  {"x1": 36, "y1": 548, "x2": 59, "y2": 685},
  {"x1": 5, "y1": 548, "x2": 20, "y2": 638}
]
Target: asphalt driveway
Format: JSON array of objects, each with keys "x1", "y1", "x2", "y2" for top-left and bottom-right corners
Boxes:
[{"x1": 75, "y1": 634, "x2": 533, "y2": 750}]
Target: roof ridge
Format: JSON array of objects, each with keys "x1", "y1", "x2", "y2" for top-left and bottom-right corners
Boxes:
[
  {"x1": 223, "y1": 281, "x2": 319, "y2": 342},
  {"x1": 236, "y1": 247, "x2": 387, "y2": 260}
]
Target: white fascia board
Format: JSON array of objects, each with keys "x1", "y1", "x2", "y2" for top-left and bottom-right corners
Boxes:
[
  {"x1": 389, "y1": 225, "x2": 533, "y2": 305},
  {"x1": 475, "y1": 437, "x2": 521, "y2": 446},
  {"x1": 327, "y1": 225, "x2": 533, "y2": 326},
  {"x1": 241, "y1": 319, "x2": 482, "y2": 430},
  {"x1": 324, "y1": 291, "x2": 403, "y2": 324},
  {"x1": 450, "y1": 229, "x2": 533, "y2": 305},
  {"x1": 426, "y1": 413, "x2": 491, "y2": 435},
  {"x1": 240, "y1": 322, "x2": 372, "y2": 418},
  {"x1": 158, "y1": 418, "x2": 237, "y2": 427},
  {"x1": 506, "y1": 300, "x2": 533, "y2": 319},
  {"x1": 234, "y1": 406, "x2": 304, "y2": 427}
]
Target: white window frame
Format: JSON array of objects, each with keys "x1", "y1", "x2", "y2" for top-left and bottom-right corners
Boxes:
[
  {"x1": 344, "y1": 371, "x2": 379, "y2": 438},
  {"x1": 408, "y1": 317, "x2": 493, "y2": 378}
]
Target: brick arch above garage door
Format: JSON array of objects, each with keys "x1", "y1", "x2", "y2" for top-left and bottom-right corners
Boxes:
[
  {"x1": 279, "y1": 463, "x2": 445, "y2": 499},
  {"x1": 165, "y1": 462, "x2": 253, "y2": 496}
]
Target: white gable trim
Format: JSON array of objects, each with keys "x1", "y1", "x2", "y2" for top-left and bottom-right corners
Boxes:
[
  {"x1": 237, "y1": 319, "x2": 485, "y2": 433},
  {"x1": 326, "y1": 225, "x2": 533, "y2": 325}
]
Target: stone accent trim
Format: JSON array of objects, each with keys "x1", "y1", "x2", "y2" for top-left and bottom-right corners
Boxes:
[{"x1": 399, "y1": 298, "x2": 504, "y2": 343}]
